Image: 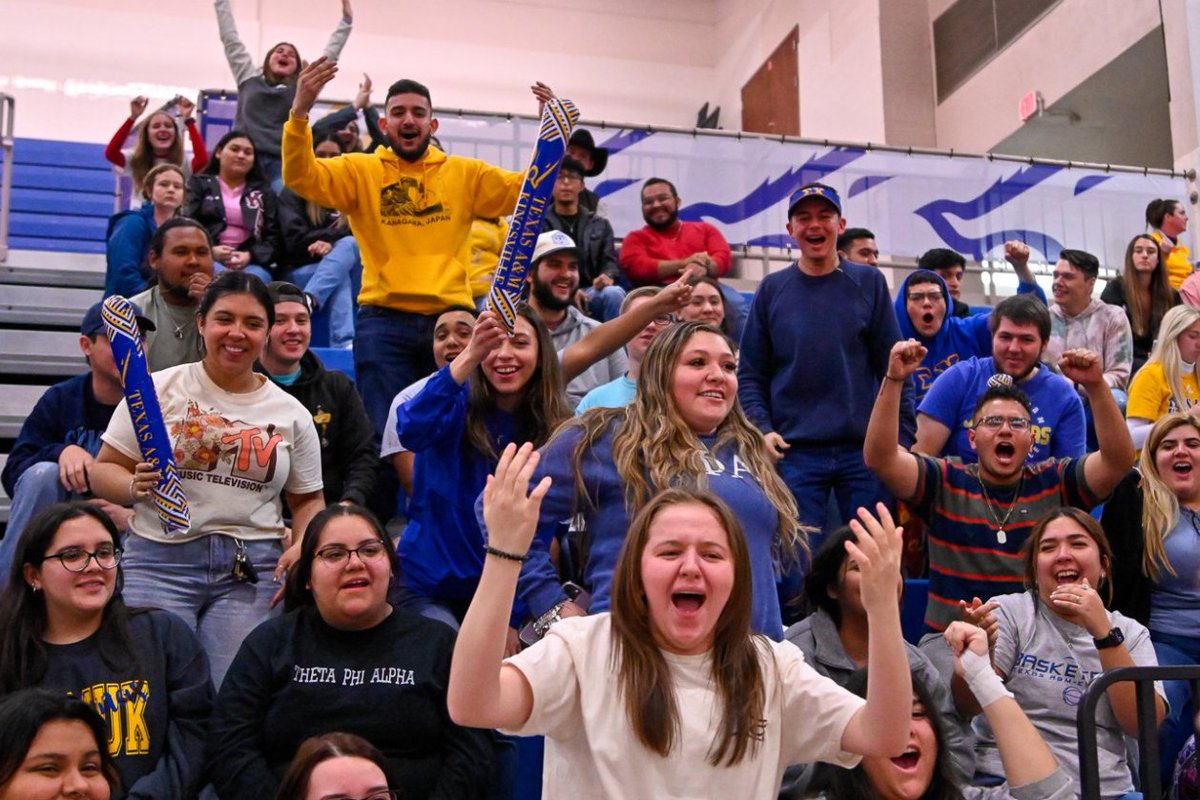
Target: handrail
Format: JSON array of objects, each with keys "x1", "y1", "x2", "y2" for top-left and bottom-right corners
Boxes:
[
  {"x1": 0, "y1": 93, "x2": 14, "y2": 262},
  {"x1": 1076, "y1": 664, "x2": 1200, "y2": 799}
]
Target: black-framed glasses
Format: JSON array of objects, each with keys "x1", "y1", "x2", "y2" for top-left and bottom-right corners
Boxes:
[
  {"x1": 907, "y1": 291, "x2": 942, "y2": 303},
  {"x1": 315, "y1": 540, "x2": 389, "y2": 567},
  {"x1": 972, "y1": 415, "x2": 1031, "y2": 431},
  {"x1": 41, "y1": 545, "x2": 122, "y2": 572}
]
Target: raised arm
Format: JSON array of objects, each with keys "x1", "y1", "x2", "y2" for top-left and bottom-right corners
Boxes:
[
  {"x1": 560, "y1": 267, "x2": 696, "y2": 381},
  {"x1": 943, "y1": 622, "x2": 1063, "y2": 789},
  {"x1": 213, "y1": 0, "x2": 257, "y2": 85},
  {"x1": 104, "y1": 98, "x2": 145, "y2": 168},
  {"x1": 1059, "y1": 349, "x2": 1136, "y2": 497},
  {"x1": 283, "y1": 58, "x2": 362, "y2": 211},
  {"x1": 448, "y1": 443, "x2": 547, "y2": 729},
  {"x1": 1004, "y1": 240, "x2": 1047, "y2": 304},
  {"x1": 863, "y1": 340, "x2": 926, "y2": 501},
  {"x1": 322, "y1": 0, "x2": 353, "y2": 61},
  {"x1": 838, "y1": 504, "x2": 912, "y2": 757}
]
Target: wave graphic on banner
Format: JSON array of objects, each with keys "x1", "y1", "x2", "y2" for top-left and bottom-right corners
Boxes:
[
  {"x1": 913, "y1": 164, "x2": 1066, "y2": 260},
  {"x1": 681, "y1": 147, "x2": 867, "y2": 224}
]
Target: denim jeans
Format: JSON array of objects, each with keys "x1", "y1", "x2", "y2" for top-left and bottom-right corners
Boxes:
[
  {"x1": 213, "y1": 262, "x2": 274, "y2": 283},
  {"x1": 354, "y1": 306, "x2": 439, "y2": 439},
  {"x1": 0, "y1": 462, "x2": 70, "y2": 590},
  {"x1": 287, "y1": 237, "x2": 362, "y2": 349},
  {"x1": 581, "y1": 284, "x2": 626, "y2": 323},
  {"x1": 1151, "y1": 630, "x2": 1200, "y2": 781},
  {"x1": 119, "y1": 533, "x2": 282, "y2": 688},
  {"x1": 778, "y1": 443, "x2": 890, "y2": 549}
]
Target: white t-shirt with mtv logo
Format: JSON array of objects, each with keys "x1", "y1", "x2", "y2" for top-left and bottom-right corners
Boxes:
[{"x1": 103, "y1": 361, "x2": 323, "y2": 543}]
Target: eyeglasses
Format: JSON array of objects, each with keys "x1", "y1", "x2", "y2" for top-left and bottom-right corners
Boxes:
[
  {"x1": 314, "y1": 540, "x2": 390, "y2": 567},
  {"x1": 41, "y1": 545, "x2": 121, "y2": 572},
  {"x1": 973, "y1": 415, "x2": 1031, "y2": 431},
  {"x1": 649, "y1": 313, "x2": 677, "y2": 326},
  {"x1": 323, "y1": 792, "x2": 402, "y2": 800},
  {"x1": 907, "y1": 291, "x2": 942, "y2": 303}
]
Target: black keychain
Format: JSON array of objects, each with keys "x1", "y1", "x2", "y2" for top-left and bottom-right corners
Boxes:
[{"x1": 231, "y1": 539, "x2": 259, "y2": 584}]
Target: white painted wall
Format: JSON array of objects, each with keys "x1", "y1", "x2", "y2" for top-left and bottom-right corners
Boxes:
[
  {"x1": 0, "y1": 0, "x2": 721, "y2": 143},
  {"x1": 930, "y1": 0, "x2": 1162, "y2": 155},
  {"x1": 711, "y1": 0, "x2": 889, "y2": 144}
]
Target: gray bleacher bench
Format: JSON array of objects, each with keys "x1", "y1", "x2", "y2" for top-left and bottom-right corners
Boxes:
[
  {"x1": 0, "y1": 384, "x2": 50, "y2": 438},
  {"x1": 0, "y1": 284, "x2": 101, "y2": 327},
  {"x1": 0, "y1": 331, "x2": 86, "y2": 377},
  {"x1": 0, "y1": 248, "x2": 106, "y2": 289}
]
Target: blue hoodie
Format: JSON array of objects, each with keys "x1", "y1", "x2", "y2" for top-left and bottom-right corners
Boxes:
[{"x1": 894, "y1": 270, "x2": 992, "y2": 402}]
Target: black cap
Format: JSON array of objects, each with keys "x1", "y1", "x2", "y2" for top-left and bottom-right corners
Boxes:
[{"x1": 268, "y1": 281, "x2": 313, "y2": 313}]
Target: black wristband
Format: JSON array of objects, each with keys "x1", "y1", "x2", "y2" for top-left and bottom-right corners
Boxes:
[{"x1": 484, "y1": 544, "x2": 530, "y2": 563}]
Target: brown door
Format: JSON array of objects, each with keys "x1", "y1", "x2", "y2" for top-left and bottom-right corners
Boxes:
[{"x1": 741, "y1": 26, "x2": 800, "y2": 136}]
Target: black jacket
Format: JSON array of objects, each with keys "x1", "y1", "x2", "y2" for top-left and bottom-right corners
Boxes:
[
  {"x1": 184, "y1": 174, "x2": 282, "y2": 269},
  {"x1": 1100, "y1": 468, "x2": 1151, "y2": 625},
  {"x1": 541, "y1": 206, "x2": 619, "y2": 288},
  {"x1": 258, "y1": 351, "x2": 378, "y2": 506},
  {"x1": 276, "y1": 188, "x2": 354, "y2": 268}
]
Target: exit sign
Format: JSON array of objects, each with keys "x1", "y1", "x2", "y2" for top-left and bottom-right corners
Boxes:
[{"x1": 1019, "y1": 91, "x2": 1042, "y2": 122}]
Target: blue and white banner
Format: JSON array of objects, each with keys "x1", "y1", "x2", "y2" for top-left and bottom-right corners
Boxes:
[{"x1": 433, "y1": 114, "x2": 1186, "y2": 270}]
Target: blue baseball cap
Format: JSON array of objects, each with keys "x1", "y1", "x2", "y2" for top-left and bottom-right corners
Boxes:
[
  {"x1": 787, "y1": 182, "x2": 842, "y2": 217},
  {"x1": 81, "y1": 300, "x2": 155, "y2": 337}
]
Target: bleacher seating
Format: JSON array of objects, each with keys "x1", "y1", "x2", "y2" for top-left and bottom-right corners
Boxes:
[{"x1": 0, "y1": 138, "x2": 114, "y2": 254}]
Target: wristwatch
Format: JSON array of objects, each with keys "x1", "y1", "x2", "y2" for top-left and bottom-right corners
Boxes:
[{"x1": 1093, "y1": 627, "x2": 1125, "y2": 650}]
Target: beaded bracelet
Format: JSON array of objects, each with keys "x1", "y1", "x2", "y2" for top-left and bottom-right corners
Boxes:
[{"x1": 484, "y1": 544, "x2": 530, "y2": 563}]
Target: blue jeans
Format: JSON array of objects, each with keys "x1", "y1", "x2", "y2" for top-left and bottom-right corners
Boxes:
[
  {"x1": 213, "y1": 262, "x2": 273, "y2": 283},
  {"x1": 258, "y1": 153, "x2": 283, "y2": 193},
  {"x1": 287, "y1": 237, "x2": 362, "y2": 349},
  {"x1": 1152, "y1": 630, "x2": 1200, "y2": 781},
  {"x1": 778, "y1": 443, "x2": 890, "y2": 549},
  {"x1": 581, "y1": 284, "x2": 626, "y2": 323},
  {"x1": 354, "y1": 306, "x2": 439, "y2": 439},
  {"x1": 0, "y1": 462, "x2": 70, "y2": 590},
  {"x1": 119, "y1": 533, "x2": 282, "y2": 688}
]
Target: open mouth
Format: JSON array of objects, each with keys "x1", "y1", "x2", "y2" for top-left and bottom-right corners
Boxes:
[
  {"x1": 671, "y1": 591, "x2": 705, "y2": 613},
  {"x1": 341, "y1": 578, "x2": 370, "y2": 590},
  {"x1": 1054, "y1": 569, "x2": 1080, "y2": 585},
  {"x1": 1173, "y1": 461, "x2": 1193, "y2": 475},
  {"x1": 922, "y1": 312, "x2": 935, "y2": 325},
  {"x1": 699, "y1": 390, "x2": 725, "y2": 401},
  {"x1": 995, "y1": 442, "x2": 1016, "y2": 458},
  {"x1": 804, "y1": 234, "x2": 828, "y2": 246},
  {"x1": 891, "y1": 749, "x2": 920, "y2": 771}
]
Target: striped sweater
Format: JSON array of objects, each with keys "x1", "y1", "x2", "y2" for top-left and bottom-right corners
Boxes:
[{"x1": 911, "y1": 453, "x2": 1099, "y2": 631}]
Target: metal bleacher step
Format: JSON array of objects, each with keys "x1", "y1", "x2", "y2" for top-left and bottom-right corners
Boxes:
[
  {"x1": 0, "y1": 384, "x2": 50, "y2": 438},
  {"x1": 0, "y1": 284, "x2": 100, "y2": 327},
  {"x1": 0, "y1": 248, "x2": 106, "y2": 289},
  {"x1": 0, "y1": 331, "x2": 86, "y2": 377}
]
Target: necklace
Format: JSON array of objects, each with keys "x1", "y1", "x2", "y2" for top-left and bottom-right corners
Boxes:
[
  {"x1": 173, "y1": 322, "x2": 186, "y2": 340},
  {"x1": 976, "y1": 469, "x2": 1024, "y2": 545}
]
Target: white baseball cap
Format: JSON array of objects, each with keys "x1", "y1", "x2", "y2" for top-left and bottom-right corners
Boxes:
[{"x1": 531, "y1": 230, "x2": 579, "y2": 263}]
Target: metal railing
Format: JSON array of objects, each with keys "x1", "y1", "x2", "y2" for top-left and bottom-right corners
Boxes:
[
  {"x1": 0, "y1": 93, "x2": 14, "y2": 262},
  {"x1": 1077, "y1": 664, "x2": 1200, "y2": 799}
]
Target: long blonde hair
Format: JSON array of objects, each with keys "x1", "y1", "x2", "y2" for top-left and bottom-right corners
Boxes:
[
  {"x1": 1145, "y1": 305, "x2": 1200, "y2": 413},
  {"x1": 1139, "y1": 413, "x2": 1200, "y2": 580},
  {"x1": 129, "y1": 111, "x2": 183, "y2": 193},
  {"x1": 565, "y1": 321, "x2": 805, "y2": 558}
]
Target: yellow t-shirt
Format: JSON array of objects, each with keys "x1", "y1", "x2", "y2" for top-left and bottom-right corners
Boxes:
[
  {"x1": 1152, "y1": 230, "x2": 1193, "y2": 290},
  {"x1": 1127, "y1": 361, "x2": 1200, "y2": 421}
]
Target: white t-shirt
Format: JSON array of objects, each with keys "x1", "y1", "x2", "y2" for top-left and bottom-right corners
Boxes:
[
  {"x1": 380, "y1": 374, "x2": 431, "y2": 458},
  {"x1": 504, "y1": 614, "x2": 865, "y2": 800},
  {"x1": 103, "y1": 361, "x2": 324, "y2": 543}
]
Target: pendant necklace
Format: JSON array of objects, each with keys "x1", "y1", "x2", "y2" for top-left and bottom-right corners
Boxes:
[{"x1": 977, "y1": 470, "x2": 1024, "y2": 545}]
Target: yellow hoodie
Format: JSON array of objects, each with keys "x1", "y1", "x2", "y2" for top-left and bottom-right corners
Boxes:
[{"x1": 282, "y1": 114, "x2": 522, "y2": 313}]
